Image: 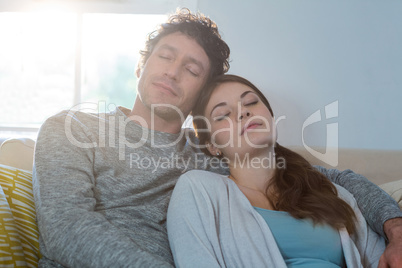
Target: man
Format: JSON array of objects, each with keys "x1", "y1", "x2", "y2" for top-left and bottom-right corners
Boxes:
[{"x1": 33, "y1": 8, "x2": 402, "y2": 267}]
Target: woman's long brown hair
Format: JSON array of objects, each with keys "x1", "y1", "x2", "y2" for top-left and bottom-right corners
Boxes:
[{"x1": 192, "y1": 74, "x2": 356, "y2": 234}]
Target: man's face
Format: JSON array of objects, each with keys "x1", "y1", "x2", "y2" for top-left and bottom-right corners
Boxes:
[{"x1": 136, "y1": 32, "x2": 211, "y2": 121}]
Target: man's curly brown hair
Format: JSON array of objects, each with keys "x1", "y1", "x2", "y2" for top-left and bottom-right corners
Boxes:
[{"x1": 139, "y1": 8, "x2": 230, "y2": 83}]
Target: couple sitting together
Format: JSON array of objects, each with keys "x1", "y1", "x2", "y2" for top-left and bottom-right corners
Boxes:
[
  {"x1": 33, "y1": 8, "x2": 402, "y2": 268},
  {"x1": 168, "y1": 74, "x2": 387, "y2": 267}
]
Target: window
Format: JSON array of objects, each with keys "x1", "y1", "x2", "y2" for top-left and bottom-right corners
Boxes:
[
  {"x1": 0, "y1": 0, "x2": 197, "y2": 139},
  {"x1": 0, "y1": 12, "x2": 77, "y2": 128},
  {"x1": 81, "y1": 13, "x2": 166, "y2": 111}
]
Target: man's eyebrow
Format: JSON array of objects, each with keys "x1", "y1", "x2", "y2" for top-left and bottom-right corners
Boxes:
[
  {"x1": 210, "y1": 102, "x2": 227, "y2": 117},
  {"x1": 158, "y1": 44, "x2": 205, "y2": 73},
  {"x1": 159, "y1": 44, "x2": 177, "y2": 52}
]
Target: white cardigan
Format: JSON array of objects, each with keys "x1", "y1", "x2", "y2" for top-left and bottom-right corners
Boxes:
[{"x1": 167, "y1": 170, "x2": 386, "y2": 268}]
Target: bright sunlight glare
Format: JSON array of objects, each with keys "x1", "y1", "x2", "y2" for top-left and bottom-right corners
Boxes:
[{"x1": 0, "y1": 8, "x2": 167, "y2": 127}]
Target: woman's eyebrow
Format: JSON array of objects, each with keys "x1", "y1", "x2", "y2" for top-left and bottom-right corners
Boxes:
[
  {"x1": 210, "y1": 102, "x2": 227, "y2": 117},
  {"x1": 240, "y1": 91, "x2": 254, "y2": 99}
]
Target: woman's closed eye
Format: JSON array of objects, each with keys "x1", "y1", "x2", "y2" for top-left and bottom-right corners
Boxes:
[
  {"x1": 244, "y1": 100, "x2": 258, "y2": 106},
  {"x1": 213, "y1": 112, "x2": 230, "y2": 121},
  {"x1": 244, "y1": 99, "x2": 259, "y2": 106},
  {"x1": 242, "y1": 92, "x2": 260, "y2": 106}
]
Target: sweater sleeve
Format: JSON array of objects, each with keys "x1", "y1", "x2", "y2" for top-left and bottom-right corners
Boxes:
[
  {"x1": 335, "y1": 185, "x2": 385, "y2": 268},
  {"x1": 33, "y1": 111, "x2": 172, "y2": 268},
  {"x1": 315, "y1": 165, "x2": 402, "y2": 238},
  {"x1": 167, "y1": 172, "x2": 223, "y2": 268}
]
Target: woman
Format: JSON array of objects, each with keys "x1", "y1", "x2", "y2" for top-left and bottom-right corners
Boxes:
[{"x1": 167, "y1": 74, "x2": 385, "y2": 268}]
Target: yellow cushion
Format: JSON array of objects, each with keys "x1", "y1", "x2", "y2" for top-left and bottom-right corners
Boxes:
[{"x1": 0, "y1": 164, "x2": 40, "y2": 267}]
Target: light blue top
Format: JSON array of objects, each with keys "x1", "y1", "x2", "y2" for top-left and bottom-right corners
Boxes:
[
  {"x1": 254, "y1": 207, "x2": 345, "y2": 268},
  {"x1": 168, "y1": 171, "x2": 385, "y2": 268}
]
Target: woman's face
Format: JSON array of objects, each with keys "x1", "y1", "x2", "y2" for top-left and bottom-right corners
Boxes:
[{"x1": 204, "y1": 81, "x2": 276, "y2": 159}]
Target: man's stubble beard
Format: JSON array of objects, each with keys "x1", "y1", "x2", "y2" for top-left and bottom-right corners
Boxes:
[{"x1": 152, "y1": 105, "x2": 186, "y2": 122}]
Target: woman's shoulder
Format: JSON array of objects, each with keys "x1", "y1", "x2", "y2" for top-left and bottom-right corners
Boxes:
[
  {"x1": 169, "y1": 171, "x2": 232, "y2": 209},
  {"x1": 176, "y1": 170, "x2": 230, "y2": 191},
  {"x1": 178, "y1": 170, "x2": 229, "y2": 184}
]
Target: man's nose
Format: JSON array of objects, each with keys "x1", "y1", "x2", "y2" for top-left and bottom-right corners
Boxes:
[{"x1": 164, "y1": 61, "x2": 181, "y2": 80}]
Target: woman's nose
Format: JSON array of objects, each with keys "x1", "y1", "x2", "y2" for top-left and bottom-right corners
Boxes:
[{"x1": 238, "y1": 110, "x2": 251, "y2": 121}]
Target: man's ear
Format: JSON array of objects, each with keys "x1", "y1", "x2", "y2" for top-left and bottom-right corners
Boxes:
[
  {"x1": 136, "y1": 67, "x2": 141, "y2": 78},
  {"x1": 206, "y1": 142, "x2": 222, "y2": 157}
]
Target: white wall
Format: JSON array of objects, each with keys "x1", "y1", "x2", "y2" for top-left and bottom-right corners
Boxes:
[
  {"x1": 198, "y1": 0, "x2": 402, "y2": 150},
  {"x1": 1, "y1": 0, "x2": 401, "y2": 150}
]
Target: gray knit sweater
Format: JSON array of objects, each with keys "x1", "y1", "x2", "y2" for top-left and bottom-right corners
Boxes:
[
  {"x1": 32, "y1": 107, "x2": 402, "y2": 267},
  {"x1": 33, "y1": 107, "x2": 227, "y2": 267}
]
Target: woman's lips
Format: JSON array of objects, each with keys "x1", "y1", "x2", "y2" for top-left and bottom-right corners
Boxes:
[{"x1": 241, "y1": 122, "x2": 262, "y2": 135}]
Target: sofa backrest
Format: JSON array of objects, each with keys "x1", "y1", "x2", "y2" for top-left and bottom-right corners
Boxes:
[
  {"x1": 0, "y1": 138, "x2": 35, "y2": 172},
  {"x1": 290, "y1": 146, "x2": 401, "y2": 186},
  {"x1": 0, "y1": 138, "x2": 401, "y2": 186}
]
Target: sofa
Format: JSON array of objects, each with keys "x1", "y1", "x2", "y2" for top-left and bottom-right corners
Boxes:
[{"x1": 0, "y1": 137, "x2": 401, "y2": 267}]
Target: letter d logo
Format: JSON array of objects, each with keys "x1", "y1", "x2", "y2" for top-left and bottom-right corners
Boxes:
[{"x1": 302, "y1": 101, "x2": 338, "y2": 166}]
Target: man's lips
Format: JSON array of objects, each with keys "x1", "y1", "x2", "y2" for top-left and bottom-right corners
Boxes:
[
  {"x1": 241, "y1": 122, "x2": 262, "y2": 135},
  {"x1": 153, "y1": 82, "x2": 177, "y2": 96}
]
